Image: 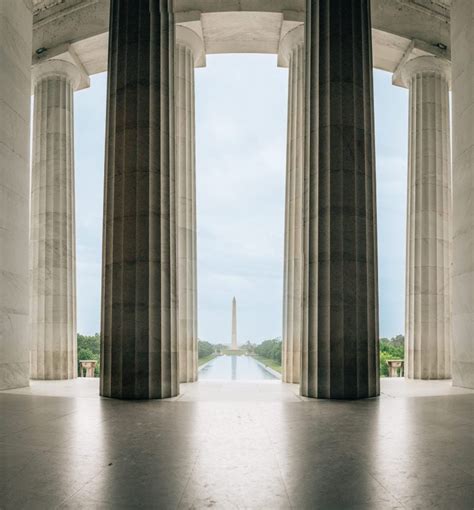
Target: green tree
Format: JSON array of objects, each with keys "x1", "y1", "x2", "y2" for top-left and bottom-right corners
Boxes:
[
  {"x1": 391, "y1": 335, "x2": 404, "y2": 348},
  {"x1": 242, "y1": 341, "x2": 256, "y2": 353},
  {"x1": 198, "y1": 340, "x2": 215, "y2": 359},
  {"x1": 77, "y1": 333, "x2": 100, "y2": 376},
  {"x1": 255, "y1": 338, "x2": 282, "y2": 365},
  {"x1": 77, "y1": 333, "x2": 100, "y2": 355},
  {"x1": 379, "y1": 335, "x2": 404, "y2": 376}
]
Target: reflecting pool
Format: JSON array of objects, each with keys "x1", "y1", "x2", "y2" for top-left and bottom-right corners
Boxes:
[{"x1": 199, "y1": 355, "x2": 278, "y2": 381}]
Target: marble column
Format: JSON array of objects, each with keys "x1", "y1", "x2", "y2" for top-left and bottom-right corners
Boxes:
[
  {"x1": 175, "y1": 26, "x2": 203, "y2": 383},
  {"x1": 30, "y1": 60, "x2": 82, "y2": 380},
  {"x1": 397, "y1": 56, "x2": 452, "y2": 380},
  {"x1": 0, "y1": 0, "x2": 32, "y2": 390},
  {"x1": 302, "y1": 0, "x2": 379, "y2": 399},
  {"x1": 280, "y1": 26, "x2": 304, "y2": 384},
  {"x1": 101, "y1": 0, "x2": 178, "y2": 399},
  {"x1": 451, "y1": 0, "x2": 474, "y2": 389}
]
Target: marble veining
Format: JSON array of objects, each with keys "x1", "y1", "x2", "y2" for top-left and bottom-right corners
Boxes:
[
  {"x1": 451, "y1": 0, "x2": 474, "y2": 390},
  {"x1": 30, "y1": 60, "x2": 80, "y2": 380},
  {"x1": 399, "y1": 56, "x2": 452, "y2": 380},
  {"x1": 0, "y1": 0, "x2": 32, "y2": 391}
]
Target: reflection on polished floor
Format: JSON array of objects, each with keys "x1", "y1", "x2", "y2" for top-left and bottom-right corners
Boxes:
[{"x1": 1, "y1": 379, "x2": 473, "y2": 509}]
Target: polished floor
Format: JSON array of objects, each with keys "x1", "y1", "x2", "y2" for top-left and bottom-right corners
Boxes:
[{"x1": 1, "y1": 379, "x2": 473, "y2": 510}]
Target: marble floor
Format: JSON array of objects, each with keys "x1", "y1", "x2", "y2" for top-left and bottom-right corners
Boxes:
[{"x1": 1, "y1": 379, "x2": 473, "y2": 510}]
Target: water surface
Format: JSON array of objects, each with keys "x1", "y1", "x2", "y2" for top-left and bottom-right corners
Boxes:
[{"x1": 199, "y1": 355, "x2": 277, "y2": 381}]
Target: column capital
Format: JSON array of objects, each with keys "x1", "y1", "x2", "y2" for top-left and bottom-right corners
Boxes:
[
  {"x1": 176, "y1": 25, "x2": 206, "y2": 68},
  {"x1": 31, "y1": 58, "x2": 89, "y2": 92},
  {"x1": 278, "y1": 24, "x2": 304, "y2": 68},
  {"x1": 394, "y1": 55, "x2": 451, "y2": 89}
]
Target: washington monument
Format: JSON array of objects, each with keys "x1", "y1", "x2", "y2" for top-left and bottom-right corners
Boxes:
[{"x1": 231, "y1": 297, "x2": 238, "y2": 350}]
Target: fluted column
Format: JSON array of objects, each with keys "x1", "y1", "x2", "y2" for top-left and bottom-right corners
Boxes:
[
  {"x1": 175, "y1": 26, "x2": 204, "y2": 383},
  {"x1": 302, "y1": 0, "x2": 379, "y2": 399},
  {"x1": 451, "y1": 0, "x2": 474, "y2": 389},
  {"x1": 0, "y1": 0, "x2": 32, "y2": 390},
  {"x1": 280, "y1": 26, "x2": 304, "y2": 384},
  {"x1": 101, "y1": 0, "x2": 178, "y2": 399},
  {"x1": 397, "y1": 56, "x2": 452, "y2": 380},
  {"x1": 29, "y1": 60, "x2": 82, "y2": 380}
]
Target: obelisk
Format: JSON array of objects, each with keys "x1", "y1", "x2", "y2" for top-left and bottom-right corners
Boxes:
[{"x1": 231, "y1": 297, "x2": 237, "y2": 350}]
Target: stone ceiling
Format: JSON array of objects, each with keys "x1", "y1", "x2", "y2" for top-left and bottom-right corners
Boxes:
[
  {"x1": 33, "y1": 0, "x2": 451, "y2": 15},
  {"x1": 32, "y1": 0, "x2": 65, "y2": 13},
  {"x1": 31, "y1": 0, "x2": 452, "y2": 77},
  {"x1": 399, "y1": 0, "x2": 450, "y2": 20}
]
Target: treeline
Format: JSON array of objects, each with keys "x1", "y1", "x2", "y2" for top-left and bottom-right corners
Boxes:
[
  {"x1": 76, "y1": 337, "x2": 223, "y2": 372},
  {"x1": 380, "y1": 335, "x2": 404, "y2": 376},
  {"x1": 255, "y1": 338, "x2": 282, "y2": 365},
  {"x1": 198, "y1": 340, "x2": 215, "y2": 359},
  {"x1": 198, "y1": 341, "x2": 230, "y2": 358},
  {"x1": 77, "y1": 333, "x2": 100, "y2": 376},
  {"x1": 77, "y1": 334, "x2": 404, "y2": 376}
]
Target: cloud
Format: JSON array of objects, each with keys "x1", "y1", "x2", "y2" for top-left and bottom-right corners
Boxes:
[
  {"x1": 195, "y1": 55, "x2": 287, "y2": 342},
  {"x1": 73, "y1": 60, "x2": 408, "y2": 342}
]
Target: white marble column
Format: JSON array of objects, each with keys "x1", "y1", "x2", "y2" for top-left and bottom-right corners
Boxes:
[
  {"x1": 0, "y1": 0, "x2": 32, "y2": 390},
  {"x1": 175, "y1": 26, "x2": 204, "y2": 383},
  {"x1": 279, "y1": 26, "x2": 304, "y2": 384},
  {"x1": 29, "y1": 60, "x2": 83, "y2": 380},
  {"x1": 397, "y1": 56, "x2": 452, "y2": 380},
  {"x1": 451, "y1": 0, "x2": 474, "y2": 389}
]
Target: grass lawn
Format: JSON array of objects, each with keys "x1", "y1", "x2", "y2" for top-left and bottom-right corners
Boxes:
[{"x1": 252, "y1": 355, "x2": 282, "y2": 374}]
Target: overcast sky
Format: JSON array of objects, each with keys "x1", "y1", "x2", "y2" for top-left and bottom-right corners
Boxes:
[{"x1": 74, "y1": 54, "x2": 408, "y2": 343}]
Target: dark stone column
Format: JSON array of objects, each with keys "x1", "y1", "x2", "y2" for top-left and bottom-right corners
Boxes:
[
  {"x1": 100, "y1": 0, "x2": 178, "y2": 399},
  {"x1": 301, "y1": 0, "x2": 379, "y2": 399}
]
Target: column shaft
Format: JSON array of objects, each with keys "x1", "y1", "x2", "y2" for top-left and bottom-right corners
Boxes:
[
  {"x1": 101, "y1": 0, "x2": 178, "y2": 399},
  {"x1": 0, "y1": 0, "x2": 32, "y2": 390},
  {"x1": 282, "y1": 34, "x2": 304, "y2": 384},
  {"x1": 302, "y1": 0, "x2": 379, "y2": 399},
  {"x1": 176, "y1": 38, "x2": 198, "y2": 383},
  {"x1": 402, "y1": 57, "x2": 452, "y2": 379},
  {"x1": 30, "y1": 61, "x2": 80, "y2": 380},
  {"x1": 451, "y1": 0, "x2": 474, "y2": 389}
]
